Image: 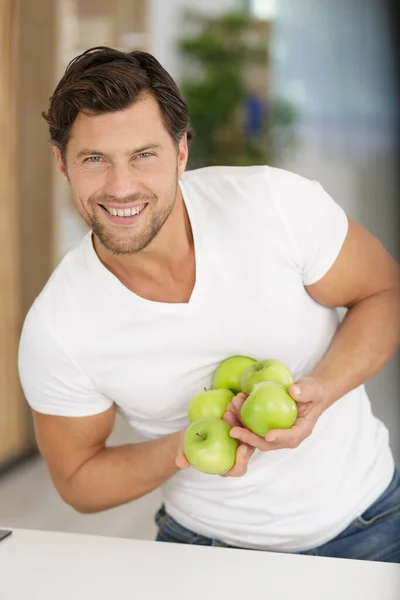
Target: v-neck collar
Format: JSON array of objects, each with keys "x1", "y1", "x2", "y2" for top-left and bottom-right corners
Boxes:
[{"x1": 83, "y1": 179, "x2": 203, "y2": 313}]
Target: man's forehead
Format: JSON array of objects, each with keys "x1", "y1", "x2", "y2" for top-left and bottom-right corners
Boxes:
[
  {"x1": 72, "y1": 97, "x2": 163, "y2": 130},
  {"x1": 68, "y1": 104, "x2": 168, "y2": 153}
]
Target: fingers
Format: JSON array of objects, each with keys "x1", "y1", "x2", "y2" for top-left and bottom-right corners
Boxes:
[
  {"x1": 288, "y1": 379, "x2": 325, "y2": 405},
  {"x1": 223, "y1": 407, "x2": 243, "y2": 427},
  {"x1": 223, "y1": 392, "x2": 247, "y2": 427},
  {"x1": 296, "y1": 401, "x2": 314, "y2": 418},
  {"x1": 223, "y1": 411, "x2": 240, "y2": 427},
  {"x1": 288, "y1": 384, "x2": 304, "y2": 401},
  {"x1": 175, "y1": 428, "x2": 190, "y2": 469},
  {"x1": 221, "y1": 443, "x2": 255, "y2": 478},
  {"x1": 175, "y1": 453, "x2": 190, "y2": 469},
  {"x1": 229, "y1": 412, "x2": 316, "y2": 452},
  {"x1": 229, "y1": 426, "x2": 277, "y2": 452},
  {"x1": 225, "y1": 393, "x2": 247, "y2": 414},
  {"x1": 288, "y1": 384, "x2": 314, "y2": 405},
  {"x1": 232, "y1": 392, "x2": 247, "y2": 409}
]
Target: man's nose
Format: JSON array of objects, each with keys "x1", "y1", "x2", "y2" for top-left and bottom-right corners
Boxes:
[{"x1": 104, "y1": 163, "x2": 140, "y2": 199}]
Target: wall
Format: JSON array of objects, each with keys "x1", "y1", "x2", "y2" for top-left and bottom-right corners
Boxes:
[
  {"x1": 18, "y1": 0, "x2": 58, "y2": 318},
  {"x1": 0, "y1": 0, "x2": 27, "y2": 466}
]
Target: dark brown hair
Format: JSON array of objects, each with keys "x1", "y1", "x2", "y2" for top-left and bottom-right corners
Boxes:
[{"x1": 42, "y1": 46, "x2": 192, "y2": 160}]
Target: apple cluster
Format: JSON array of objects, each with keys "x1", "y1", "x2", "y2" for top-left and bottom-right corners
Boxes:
[{"x1": 183, "y1": 357, "x2": 298, "y2": 475}]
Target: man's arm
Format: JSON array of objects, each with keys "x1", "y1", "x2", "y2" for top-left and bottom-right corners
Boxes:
[
  {"x1": 34, "y1": 405, "x2": 181, "y2": 513},
  {"x1": 305, "y1": 216, "x2": 400, "y2": 406},
  {"x1": 224, "y1": 216, "x2": 400, "y2": 452}
]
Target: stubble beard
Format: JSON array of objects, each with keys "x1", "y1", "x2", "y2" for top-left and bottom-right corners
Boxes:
[{"x1": 82, "y1": 178, "x2": 179, "y2": 256}]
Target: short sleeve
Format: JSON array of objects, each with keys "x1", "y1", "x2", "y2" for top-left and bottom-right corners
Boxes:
[
  {"x1": 269, "y1": 168, "x2": 349, "y2": 285},
  {"x1": 18, "y1": 303, "x2": 113, "y2": 417}
]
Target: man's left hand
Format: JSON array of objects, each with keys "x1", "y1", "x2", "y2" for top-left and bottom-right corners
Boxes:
[{"x1": 223, "y1": 377, "x2": 328, "y2": 451}]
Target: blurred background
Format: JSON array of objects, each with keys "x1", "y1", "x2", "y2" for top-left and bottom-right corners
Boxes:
[{"x1": 1, "y1": 0, "x2": 399, "y2": 541}]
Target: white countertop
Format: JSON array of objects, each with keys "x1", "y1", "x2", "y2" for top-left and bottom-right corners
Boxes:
[{"x1": 0, "y1": 528, "x2": 399, "y2": 600}]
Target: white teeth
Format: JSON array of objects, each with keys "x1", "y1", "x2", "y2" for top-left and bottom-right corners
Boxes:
[
  {"x1": 132, "y1": 204, "x2": 145, "y2": 216},
  {"x1": 105, "y1": 204, "x2": 146, "y2": 217}
]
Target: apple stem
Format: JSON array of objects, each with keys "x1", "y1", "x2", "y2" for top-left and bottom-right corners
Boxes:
[{"x1": 196, "y1": 432, "x2": 206, "y2": 441}]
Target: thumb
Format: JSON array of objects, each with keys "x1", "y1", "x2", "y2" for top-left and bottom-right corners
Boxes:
[
  {"x1": 176, "y1": 453, "x2": 190, "y2": 469},
  {"x1": 288, "y1": 384, "x2": 306, "y2": 402}
]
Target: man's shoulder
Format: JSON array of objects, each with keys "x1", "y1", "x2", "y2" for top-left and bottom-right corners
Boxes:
[
  {"x1": 183, "y1": 164, "x2": 266, "y2": 180},
  {"x1": 182, "y1": 164, "x2": 314, "y2": 194},
  {"x1": 182, "y1": 165, "x2": 267, "y2": 189},
  {"x1": 29, "y1": 232, "x2": 93, "y2": 326},
  {"x1": 180, "y1": 165, "x2": 317, "y2": 217}
]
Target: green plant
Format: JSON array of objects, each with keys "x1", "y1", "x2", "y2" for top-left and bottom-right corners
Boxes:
[{"x1": 178, "y1": 10, "x2": 298, "y2": 169}]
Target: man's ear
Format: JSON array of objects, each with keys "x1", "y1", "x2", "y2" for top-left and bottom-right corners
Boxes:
[
  {"x1": 54, "y1": 147, "x2": 70, "y2": 185},
  {"x1": 177, "y1": 134, "x2": 188, "y2": 179}
]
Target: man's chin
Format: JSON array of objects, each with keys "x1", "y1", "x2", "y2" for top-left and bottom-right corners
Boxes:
[
  {"x1": 92, "y1": 228, "x2": 151, "y2": 256},
  {"x1": 95, "y1": 237, "x2": 139, "y2": 256}
]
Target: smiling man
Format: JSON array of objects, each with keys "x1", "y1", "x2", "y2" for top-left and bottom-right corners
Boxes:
[{"x1": 18, "y1": 47, "x2": 400, "y2": 562}]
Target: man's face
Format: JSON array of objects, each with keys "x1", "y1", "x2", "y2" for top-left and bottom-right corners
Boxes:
[{"x1": 55, "y1": 94, "x2": 188, "y2": 255}]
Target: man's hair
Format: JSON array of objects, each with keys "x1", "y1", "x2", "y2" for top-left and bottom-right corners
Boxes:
[{"x1": 42, "y1": 46, "x2": 192, "y2": 160}]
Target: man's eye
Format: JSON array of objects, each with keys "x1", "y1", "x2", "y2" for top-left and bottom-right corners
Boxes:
[
  {"x1": 137, "y1": 152, "x2": 152, "y2": 159},
  {"x1": 85, "y1": 156, "x2": 102, "y2": 163}
]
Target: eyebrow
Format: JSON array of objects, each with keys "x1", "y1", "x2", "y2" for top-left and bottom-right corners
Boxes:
[{"x1": 75, "y1": 144, "x2": 163, "y2": 160}]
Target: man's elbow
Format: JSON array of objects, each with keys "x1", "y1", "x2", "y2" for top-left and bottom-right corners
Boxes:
[
  {"x1": 71, "y1": 502, "x2": 100, "y2": 515},
  {"x1": 59, "y1": 488, "x2": 98, "y2": 514},
  {"x1": 61, "y1": 492, "x2": 108, "y2": 514},
  {"x1": 56, "y1": 479, "x2": 105, "y2": 514}
]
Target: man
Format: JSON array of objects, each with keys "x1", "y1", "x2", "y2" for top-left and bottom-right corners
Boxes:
[{"x1": 18, "y1": 47, "x2": 400, "y2": 562}]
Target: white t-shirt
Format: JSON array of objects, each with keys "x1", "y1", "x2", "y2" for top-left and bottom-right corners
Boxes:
[{"x1": 18, "y1": 165, "x2": 394, "y2": 552}]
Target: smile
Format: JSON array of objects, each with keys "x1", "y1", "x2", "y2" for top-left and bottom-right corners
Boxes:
[{"x1": 101, "y1": 204, "x2": 147, "y2": 217}]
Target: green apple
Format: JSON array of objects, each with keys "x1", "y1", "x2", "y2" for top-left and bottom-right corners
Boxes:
[
  {"x1": 240, "y1": 358, "x2": 294, "y2": 395},
  {"x1": 183, "y1": 418, "x2": 239, "y2": 475},
  {"x1": 212, "y1": 355, "x2": 257, "y2": 394},
  {"x1": 188, "y1": 389, "x2": 234, "y2": 423},
  {"x1": 240, "y1": 381, "x2": 297, "y2": 437}
]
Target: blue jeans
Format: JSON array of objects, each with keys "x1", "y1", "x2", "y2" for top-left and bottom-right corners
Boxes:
[{"x1": 155, "y1": 468, "x2": 400, "y2": 563}]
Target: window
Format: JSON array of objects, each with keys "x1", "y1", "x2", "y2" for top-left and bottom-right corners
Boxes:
[{"x1": 250, "y1": 0, "x2": 277, "y2": 20}]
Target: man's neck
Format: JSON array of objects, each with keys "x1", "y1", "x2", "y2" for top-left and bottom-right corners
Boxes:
[{"x1": 93, "y1": 188, "x2": 194, "y2": 291}]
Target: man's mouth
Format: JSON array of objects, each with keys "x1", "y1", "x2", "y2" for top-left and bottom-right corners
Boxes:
[{"x1": 100, "y1": 203, "x2": 148, "y2": 218}]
